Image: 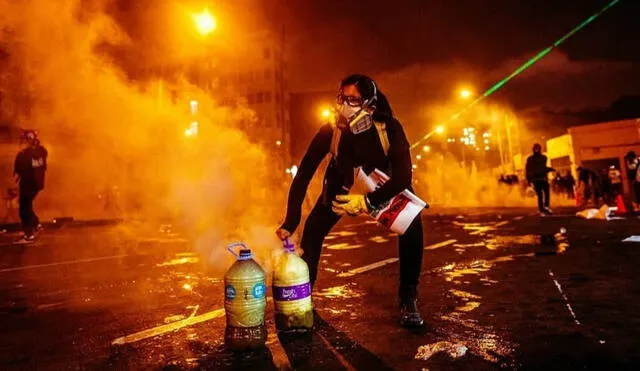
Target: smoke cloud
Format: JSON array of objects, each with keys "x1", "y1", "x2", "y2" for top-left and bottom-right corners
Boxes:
[{"x1": 0, "y1": 0, "x2": 285, "y2": 274}]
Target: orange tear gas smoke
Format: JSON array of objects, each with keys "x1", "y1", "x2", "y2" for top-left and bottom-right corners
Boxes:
[{"x1": 0, "y1": 0, "x2": 284, "y2": 274}]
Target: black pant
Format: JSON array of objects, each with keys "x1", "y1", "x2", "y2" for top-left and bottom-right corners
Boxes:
[
  {"x1": 19, "y1": 189, "x2": 40, "y2": 236},
  {"x1": 532, "y1": 180, "x2": 550, "y2": 211},
  {"x1": 300, "y1": 199, "x2": 424, "y2": 295}
]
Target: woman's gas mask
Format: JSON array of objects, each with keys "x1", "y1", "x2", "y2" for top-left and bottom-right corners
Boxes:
[{"x1": 335, "y1": 83, "x2": 377, "y2": 135}]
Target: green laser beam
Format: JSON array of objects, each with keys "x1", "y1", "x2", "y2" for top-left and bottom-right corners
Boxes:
[{"x1": 411, "y1": 0, "x2": 622, "y2": 149}]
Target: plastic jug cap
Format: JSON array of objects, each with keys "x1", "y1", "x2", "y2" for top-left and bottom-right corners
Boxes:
[
  {"x1": 283, "y1": 238, "x2": 295, "y2": 253},
  {"x1": 238, "y1": 249, "x2": 253, "y2": 260}
]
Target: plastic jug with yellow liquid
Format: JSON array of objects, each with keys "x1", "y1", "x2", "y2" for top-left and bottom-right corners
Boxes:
[
  {"x1": 273, "y1": 238, "x2": 314, "y2": 331},
  {"x1": 224, "y1": 242, "x2": 267, "y2": 350}
]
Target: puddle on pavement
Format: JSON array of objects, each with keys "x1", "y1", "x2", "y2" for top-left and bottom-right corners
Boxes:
[
  {"x1": 326, "y1": 243, "x2": 365, "y2": 250},
  {"x1": 369, "y1": 236, "x2": 389, "y2": 243},
  {"x1": 439, "y1": 253, "x2": 534, "y2": 283},
  {"x1": 452, "y1": 221, "x2": 510, "y2": 236},
  {"x1": 314, "y1": 284, "x2": 364, "y2": 300},
  {"x1": 437, "y1": 314, "x2": 516, "y2": 365},
  {"x1": 415, "y1": 341, "x2": 467, "y2": 361},
  {"x1": 455, "y1": 301, "x2": 481, "y2": 312},
  {"x1": 449, "y1": 289, "x2": 481, "y2": 300},
  {"x1": 327, "y1": 231, "x2": 358, "y2": 237}
]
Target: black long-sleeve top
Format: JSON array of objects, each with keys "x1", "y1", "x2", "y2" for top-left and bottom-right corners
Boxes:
[
  {"x1": 14, "y1": 145, "x2": 48, "y2": 191},
  {"x1": 280, "y1": 117, "x2": 413, "y2": 233}
]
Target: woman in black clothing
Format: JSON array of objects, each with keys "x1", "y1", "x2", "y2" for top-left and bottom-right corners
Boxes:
[{"x1": 276, "y1": 74, "x2": 424, "y2": 327}]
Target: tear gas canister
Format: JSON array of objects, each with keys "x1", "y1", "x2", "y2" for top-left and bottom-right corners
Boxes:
[
  {"x1": 273, "y1": 239, "x2": 314, "y2": 331},
  {"x1": 224, "y1": 242, "x2": 267, "y2": 350}
]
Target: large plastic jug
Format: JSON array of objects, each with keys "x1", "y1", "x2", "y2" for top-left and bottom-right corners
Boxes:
[
  {"x1": 273, "y1": 238, "x2": 314, "y2": 331},
  {"x1": 224, "y1": 242, "x2": 267, "y2": 351}
]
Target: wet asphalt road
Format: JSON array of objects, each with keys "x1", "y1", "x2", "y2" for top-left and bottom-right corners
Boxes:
[{"x1": 1, "y1": 208, "x2": 640, "y2": 370}]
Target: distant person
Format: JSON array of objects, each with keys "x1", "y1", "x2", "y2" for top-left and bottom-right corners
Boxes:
[
  {"x1": 625, "y1": 151, "x2": 640, "y2": 211},
  {"x1": 564, "y1": 171, "x2": 575, "y2": 200},
  {"x1": 525, "y1": 143, "x2": 554, "y2": 215},
  {"x1": 608, "y1": 165, "x2": 622, "y2": 200},
  {"x1": 577, "y1": 167, "x2": 593, "y2": 207},
  {"x1": 13, "y1": 130, "x2": 47, "y2": 243},
  {"x1": 600, "y1": 168, "x2": 612, "y2": 204}
]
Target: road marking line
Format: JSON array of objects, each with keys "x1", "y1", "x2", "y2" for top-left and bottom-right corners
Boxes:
[
  {"x1": 337, "y1": 240, "x2": 458, "y2": 277},
  {"x1": 112, "y1": 308, "x2": 225, "y2": 345},
  {"x1": 337, "y1": 258, "x2": 398, "y2": 278},
  {"x1": 317, "y1": 332, "x2": 357, "y2": 371},
  {"x1": 548, "y1": 270, "x2": 581, "y2": 326},
  {"x1": 0, "y1": 254, "x2": 128, "y2": 273},
  {"x1": 424, "y1": 239, "x2": 458, "y2": 250},
  {"x1": 266, "y1": 324, "x2": 293, "y2": 370}
]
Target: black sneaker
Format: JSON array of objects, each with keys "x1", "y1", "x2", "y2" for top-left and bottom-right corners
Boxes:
[
  {"x1": 399, "y1": 285, "x2": 424, "y2": 328},
  {"x1": 14, "y1": 235, "x2": 36, "y2": 244}
]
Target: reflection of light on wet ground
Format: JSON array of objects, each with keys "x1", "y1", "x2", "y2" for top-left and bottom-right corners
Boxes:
[
  {"x1": 439, "y1": 315, "x2": 516, "y2": 365},
  {"x1": 455, "y1": 301, "x2": 480, "y2": 312},
  {"x1": 449, "y1": 289, "x2": 481, "y2": 300},
  {"x1": 369, "y1": 236, "x2": 389, "y2": 243},
  {"x1": 415, "y1": 341, "x2": 467, "y2": 361},
  {"x1": 441, "y1": 254, "x2": 534, "y2": 282},
  {"x1": 453, "y1": 221, "x2": 510, "y2": 236},
  {"x1": 326, "y1": 243, "x2": 365, "y2": 250},
  {"x1": 452, "y1": 235, "x2": 538, "y2": 251},
  {"x1": 314, "y1": 284, "x2": 364, "y2": 299},
  {"x1": 157, "y1": 256, "x2": 200, "y2": 267},
  {"x1": 328, "y1": 231, "x2": 358, "y2": 237},
  {"x1": 453, "y1": 242, "x2": 484, "y2": 248}
]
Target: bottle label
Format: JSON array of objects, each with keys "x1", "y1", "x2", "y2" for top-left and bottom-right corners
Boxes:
[
  {"x1": 225, "y1": 285, "x2": 236, "y2": 300},
  {"x1": 252, "y1": 283, "x2": 267, "y2": 299},
  {"x1": 273, "y1": 282, "x2": 311, "y2": 301}
]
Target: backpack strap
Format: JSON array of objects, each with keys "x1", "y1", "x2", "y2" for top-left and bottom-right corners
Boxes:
[
  {"x1": 329, "y1": 125, "x2": 342, "y2": 160},
  {"x1": 374, "y1": 121, "x2": 390, "y2": 156}
]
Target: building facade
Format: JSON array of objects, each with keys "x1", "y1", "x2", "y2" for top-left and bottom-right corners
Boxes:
[{"x1": 546, "y1": 118, "x2": 640, "y2": 193}]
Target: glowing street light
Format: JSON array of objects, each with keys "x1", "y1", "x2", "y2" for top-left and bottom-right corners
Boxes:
[
  {"x1": 459, "y1": 88, "x2": 473, "y2": 100},
  {"x1": 276, "y1": 140, "x2": 282, "y2": 146},
  {"x1": 321, "y1": 108, "x2": 332, "y2": 119},
  {"x1": 435, "y1": 125, "x2": 445, "y2": 134},
  {"x1": 193, "y1": 10, "x2": 216, "y2": 35},
  {"x1": 422, "y1": 145, "x2": 431, "y2": 153},
  {"x1": 185, "y1": 121, "x2": 199, "y2": 137},
  {"x1": 416, "y1": 154, "x2": 422, "y2": 160}
]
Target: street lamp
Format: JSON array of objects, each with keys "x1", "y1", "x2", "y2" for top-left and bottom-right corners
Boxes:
[
  {"x1": 321, "y1": 108, "x2": 332, "y2": 120},
  {"x1": 435, "y1": 125, "x2": 445, "y2": 134},
  {"x1": 193, "y1": 10, "x2": 217, "y2": 35},
  {"x1": 459, "y1": 88, "x2": 473, "y2": 100},
  {"x1": 422, "y1": 145, "x2": 431, "y2": 153}
]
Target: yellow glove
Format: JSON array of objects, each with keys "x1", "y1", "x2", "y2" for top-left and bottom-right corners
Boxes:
[{"x1": 332, "y1": 194, "x2": 371, "y2": 217}]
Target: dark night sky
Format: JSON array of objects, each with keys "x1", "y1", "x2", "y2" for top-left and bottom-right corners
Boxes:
[
  {"x1": 267, "y1": 0, "x2": 640, "y2": 134},
  {"x1": 280, "y1": 0, "x2": 640, "y2": 88}
]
